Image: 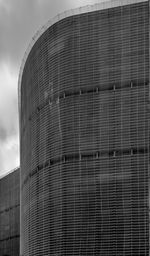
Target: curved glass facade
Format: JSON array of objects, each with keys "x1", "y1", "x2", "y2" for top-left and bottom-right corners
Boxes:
[
  {"x1": 20, "y1": 0, "x2": 149, "y2": 255},
  {"x1": 0, "y1": 168, "x2": 20, "y2": 256}
]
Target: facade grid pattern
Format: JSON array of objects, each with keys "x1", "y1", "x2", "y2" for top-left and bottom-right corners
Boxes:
[
  {"x1": 0, "y1": 168, "x2": 20, "y2": 256},
  {"x1": 20, "y1": 1, "x2": 149, "y2": 255}
]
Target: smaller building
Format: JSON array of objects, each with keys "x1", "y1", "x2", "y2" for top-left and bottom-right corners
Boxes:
[{"x1": 0, "y1": 168, "x2": 20, "y2": 256}]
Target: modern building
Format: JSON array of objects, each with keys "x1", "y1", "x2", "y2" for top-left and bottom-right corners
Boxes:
[
  {"x1": 19, "y1": 0, "x2": 149, "y2": 255},
  {"x1": 0, "y1": 168, "x2": 20, "y2": 256}
]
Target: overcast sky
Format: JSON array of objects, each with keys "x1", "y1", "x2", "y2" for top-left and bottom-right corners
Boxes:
[{"x1": 0, "y1": 0, "x2": 108, "y2": 177}]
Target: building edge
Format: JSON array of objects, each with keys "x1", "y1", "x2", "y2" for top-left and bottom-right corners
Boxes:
[{"x1": 0, "y1": 166, "x2": 20, "y2": 179}]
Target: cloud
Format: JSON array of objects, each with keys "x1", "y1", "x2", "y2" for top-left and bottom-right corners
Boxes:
[
  {"x1": 0, "y1": 135, "x2": 19, "y2": 177},
  {"x1": 0, "y1": 63, "x2": 18, "y2": 136},
  {"x1": 0, "y1": 63, "x2": 19, "y2": 175}
]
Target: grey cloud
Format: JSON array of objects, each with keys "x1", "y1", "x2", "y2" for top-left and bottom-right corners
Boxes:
[{"x1": 0, "y1": 127, "x2": 7, "y2": 141}]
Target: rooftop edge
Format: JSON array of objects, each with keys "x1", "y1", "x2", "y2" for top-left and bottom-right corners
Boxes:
[{"x1": 0, "y1": 167, "x2": 20, "y2": 180}]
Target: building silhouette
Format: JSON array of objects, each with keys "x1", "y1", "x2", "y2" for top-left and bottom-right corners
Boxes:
[
  {"x1": 19, "y1": 0, "x2": 149, "y2": 255},
  {"x1": 0, "y1": 168, "x2": 20, "y2": 256}
]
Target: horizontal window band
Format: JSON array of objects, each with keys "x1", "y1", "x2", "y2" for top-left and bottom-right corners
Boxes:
[
  {"x1": 22, "y1": 147, "x2": 148, "y2": 187},
  {"x1": 0, "y1": 204, "x2": 20, "y2": 215},
  {"x1": 27, "y1": 80, "x2": 149, "y2": 121},
  {"x1": 0, "y1": 235, "x2": 20, "y2": 242}
]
